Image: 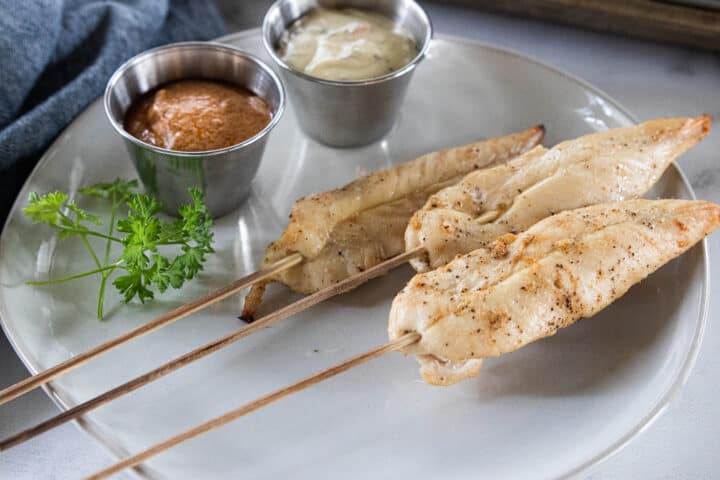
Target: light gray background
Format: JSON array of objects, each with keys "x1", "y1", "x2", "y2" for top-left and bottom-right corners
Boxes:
[{"x1": 2, "y1": 2, "x2": 719, "y2": 478}]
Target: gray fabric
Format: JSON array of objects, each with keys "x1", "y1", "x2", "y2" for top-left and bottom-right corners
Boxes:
[{"x1": 0, "y1": 0, "x2": 225, "y2": 221}]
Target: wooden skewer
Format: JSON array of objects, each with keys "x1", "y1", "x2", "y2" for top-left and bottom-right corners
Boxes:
[
  {"x1": 0, "y1": 247, "x2": 423, "y2": 451},
  {"x1": 85, "y1": 332, "x2": 421, "y2": 480},
  {"x1": 0, "y1": 253, "x2": 304, "y2": 406}
]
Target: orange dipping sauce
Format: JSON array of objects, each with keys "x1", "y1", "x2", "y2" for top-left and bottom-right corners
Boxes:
[{"x1": 124, "y1": 79, "x2": 272, "y2": 152}]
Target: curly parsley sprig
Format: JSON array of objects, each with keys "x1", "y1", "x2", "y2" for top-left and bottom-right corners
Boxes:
[{"x1": 23, "y1": 180, "x2": 214, "y2": 319}]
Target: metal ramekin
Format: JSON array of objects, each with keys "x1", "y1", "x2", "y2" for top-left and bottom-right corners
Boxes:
[
  {"x1": 262, "y1": 0, "x2": 432, "y2": 147},
  {"x1": 104, "y1": 42, "x2": 285, "y2": 218}
]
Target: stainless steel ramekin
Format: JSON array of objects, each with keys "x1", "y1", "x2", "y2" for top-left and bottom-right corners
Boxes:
[
  {"x1": 104, "y1": 42, "x2": 285, "y2": 217},
  {"x1": 262, "y1": 0, "x2": 432, "y2": 147}
]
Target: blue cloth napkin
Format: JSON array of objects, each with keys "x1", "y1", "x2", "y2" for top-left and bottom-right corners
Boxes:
[{"x1": 0, "y1": 0, "x2": 225, "y2": 222}]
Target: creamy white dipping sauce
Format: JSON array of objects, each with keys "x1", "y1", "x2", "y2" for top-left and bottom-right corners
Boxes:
[{"x1": 277, "y1": 8, "x2": 418, "y2": 81}]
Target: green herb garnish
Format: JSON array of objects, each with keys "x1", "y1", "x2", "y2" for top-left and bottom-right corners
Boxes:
[{"x1": 23, "y1": 179, "x2": 214, "y2": 319}]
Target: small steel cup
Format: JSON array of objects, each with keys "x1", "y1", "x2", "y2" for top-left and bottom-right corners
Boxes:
[
  {"x1": 104, "y1": 42, "x2": 285, "y2": 218},
  {"x1": 262, "y1": 0, "x2": 432, "y2": 147}
]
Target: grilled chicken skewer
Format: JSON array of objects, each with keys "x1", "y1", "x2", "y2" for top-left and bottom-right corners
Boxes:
[
  {"x1": 241, "y1": 127, "x2": 545, "y2": 319},
  {"x1": 0, "y1": 117, "x2": 708, "y2": 449},
  {"x1": 85, "y1": 199, "x2": 720, "y2": 480},
  {"x1": 390, "y1": 199, "x2": 720, "y2": 384},
  {"x1": 406, "y1": 115, "x2": 711, "y2": 271},
  {"x1": 0, "y1": 129, "x2": 541, "y2": 408}
]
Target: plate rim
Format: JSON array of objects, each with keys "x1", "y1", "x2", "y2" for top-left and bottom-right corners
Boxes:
[{"x1": 0, "y1": 29, "x2": 710, "y2": 480}]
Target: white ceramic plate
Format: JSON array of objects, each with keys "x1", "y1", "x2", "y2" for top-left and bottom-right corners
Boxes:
[{"x1": 0, "y1": 31, "x2": 708, "y2": 480}]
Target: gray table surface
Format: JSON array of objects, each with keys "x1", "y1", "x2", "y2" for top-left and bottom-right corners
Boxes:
[{"x1": 2, "y1": 2, "x2": 719, "y2": 479}]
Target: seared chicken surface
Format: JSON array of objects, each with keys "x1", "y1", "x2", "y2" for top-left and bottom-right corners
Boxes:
[
  {"x1": 242, "y1": 127, "x2": 545, "y2": 319},
  {"x1": 406, "y1": 116, "x2": 711, "y2": 272},
  {"x1": 389, "y1": 199, "x2": 720, "y2": 385}
]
